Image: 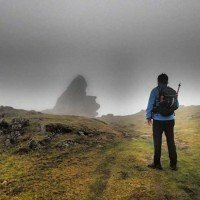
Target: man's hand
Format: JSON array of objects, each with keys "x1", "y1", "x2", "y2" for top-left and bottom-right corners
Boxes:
[{"x1": 147, "y1": 119, "x2": 152, "y2": 126}]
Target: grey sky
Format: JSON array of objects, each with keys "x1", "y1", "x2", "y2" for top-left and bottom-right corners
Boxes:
[{"x1": 0, "y1": 0, "x2": 200, "y2": 115}]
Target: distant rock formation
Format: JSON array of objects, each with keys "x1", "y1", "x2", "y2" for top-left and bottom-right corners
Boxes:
[{"x1": 52, "y1": 75, "x2": 100, "y2": 117}]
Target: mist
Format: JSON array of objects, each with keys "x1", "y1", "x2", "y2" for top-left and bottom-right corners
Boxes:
[{"x1": 0, "y1": 0, "x2": 200, "y2": 116}]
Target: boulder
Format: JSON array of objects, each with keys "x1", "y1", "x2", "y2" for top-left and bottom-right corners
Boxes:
[
  {"x1": 0, "y1": 119, "x2": 9, "y2": 134},
  {"x1": 2, "y1": 180, "x2": 8, "y2": 186},
  {"x1": 28, "y1": 140, "x2": 41, "y2": 150},
  {"x1": 0, "y1": 118, "x2": 30, "y2": 142},
  {"x1": 11, "y1": 118, "x2": 29, "y2": 127},
  {"x1": 5, "y1": 139, "x2": 12, "y2": 147},
  {"x1": 77, "y1": 131, "x2": 86, "y2": 136}
]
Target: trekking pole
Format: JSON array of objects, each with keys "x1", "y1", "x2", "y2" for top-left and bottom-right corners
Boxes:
[{"x1": 177, "y1": 83, "x2": 181, "y2": 95}]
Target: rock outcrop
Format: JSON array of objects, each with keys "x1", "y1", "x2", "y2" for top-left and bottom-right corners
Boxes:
[
  {"x1": 52, "y1": 75, "x2": 100, "y2": 117},
  {"x1": 44, "y1": 123, "x2": 72, "y2": 135},
  {"x1": 0, "y1": 118, "x2": 30, "y2": 146}
]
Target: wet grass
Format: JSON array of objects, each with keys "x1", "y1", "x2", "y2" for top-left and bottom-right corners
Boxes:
[{"x1": 0, "y1": 107, "x2": 200, "y2": 199}]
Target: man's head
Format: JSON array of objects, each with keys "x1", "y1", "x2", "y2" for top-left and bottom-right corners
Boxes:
[{"x1": 157, "y1": 73, "x2": 168, "y2": 85}]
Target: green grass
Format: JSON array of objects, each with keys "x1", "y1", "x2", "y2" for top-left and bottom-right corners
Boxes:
[{"x1": 0, "y1": 106, "x2": 200, "y2": 199}]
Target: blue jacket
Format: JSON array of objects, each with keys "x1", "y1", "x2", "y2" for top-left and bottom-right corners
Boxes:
[{"x1": 146, "y1": 84, "x2": 179, "y2": 121}]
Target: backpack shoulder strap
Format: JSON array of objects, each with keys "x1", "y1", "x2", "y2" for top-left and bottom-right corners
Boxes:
[{"x1": 153, "y1": 87, "x2": 161, "y2": 106}]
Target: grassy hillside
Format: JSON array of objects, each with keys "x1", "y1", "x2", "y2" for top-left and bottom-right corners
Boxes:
[
  {"x1": 100, "y1": 105, "x2": 200, "y2": 200},
  {"x1": 0, "y1": 106, "x2": 199, "y2": 199}
]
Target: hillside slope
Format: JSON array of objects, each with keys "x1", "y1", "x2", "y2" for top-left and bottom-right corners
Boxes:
[
  {"x1": 0, "y1": 106, "x2": 199, "y2": 199},
  {"x1": 99, "y1": 105, "x2": 200, "y2": 199},
  {"x1": 0, "y1": 110, "x2": 122, "y2": 200}
]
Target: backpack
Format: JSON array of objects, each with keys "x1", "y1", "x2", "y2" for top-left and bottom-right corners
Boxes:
[{"x1": 153, "y1": 86, "x2": 178, "y2": 116}]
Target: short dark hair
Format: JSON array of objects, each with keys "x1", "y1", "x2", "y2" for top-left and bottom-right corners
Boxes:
[{"x1": 158, "y1": 73, "x2": 168, "y2": 84}]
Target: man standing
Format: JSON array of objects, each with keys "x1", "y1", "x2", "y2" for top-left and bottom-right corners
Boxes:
[{"x1": 146, "y1": 73, "x2": 179, "y2": 170}]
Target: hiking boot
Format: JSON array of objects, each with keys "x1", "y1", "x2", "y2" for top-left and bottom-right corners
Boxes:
[
  {"x1": 170, "y1": 165, "x2": 178, "y2": 171},
  {"x1": 148, "y1": 163, "x2": 163, "y2": 170}
]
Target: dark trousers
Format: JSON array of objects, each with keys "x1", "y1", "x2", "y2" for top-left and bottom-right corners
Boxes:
[{"x1": 153, "y1": 120, "x2": 177, "y2": 166}]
